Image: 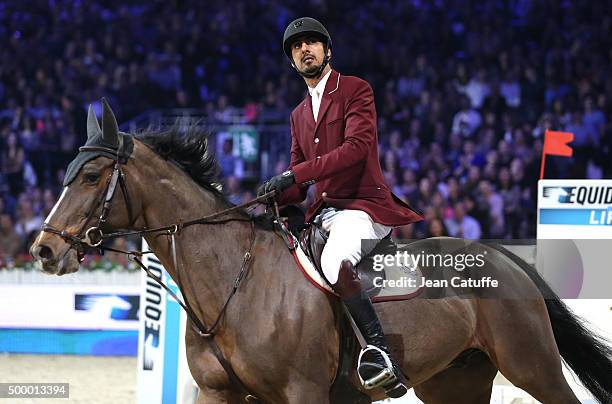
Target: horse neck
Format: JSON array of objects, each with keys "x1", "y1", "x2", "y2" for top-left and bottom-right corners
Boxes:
[
  {"x1": 130, "y1": 144, "x2": 326, "y2": 346},
  {"x1": 133, "y1": 145, "x2": 252, "y2": 324}
]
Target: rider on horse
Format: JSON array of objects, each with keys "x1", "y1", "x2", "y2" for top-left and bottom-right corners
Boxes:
[{"x1": 258, "y1": 17, "x2": 423, "y2": 397}]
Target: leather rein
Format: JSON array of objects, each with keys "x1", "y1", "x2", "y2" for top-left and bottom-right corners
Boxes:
[{"x1": 41, "y1": 144, "x2": 270, "y2": 403}]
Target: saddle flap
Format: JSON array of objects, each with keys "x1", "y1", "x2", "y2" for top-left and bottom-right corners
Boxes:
[
  {"x1": 295, "y1": 224, "x2": 423, "y2": 302},
  {"x1": 298, "y1": 224, "x2": 327, "y2": 273}
]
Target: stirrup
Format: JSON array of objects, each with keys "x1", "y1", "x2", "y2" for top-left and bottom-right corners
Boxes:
[{"x1": 357, "y1": 345, "x2": 396, "y2": 389}]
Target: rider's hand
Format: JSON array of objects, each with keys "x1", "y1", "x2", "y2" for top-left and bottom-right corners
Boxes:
[{"x1": 257, "y1": 170, "x2": 295, "y2": 198}]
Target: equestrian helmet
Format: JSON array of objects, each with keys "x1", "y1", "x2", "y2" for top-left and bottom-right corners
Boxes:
[{"x1": 282, "y1": 17, "x2": 332, "y2": 66}]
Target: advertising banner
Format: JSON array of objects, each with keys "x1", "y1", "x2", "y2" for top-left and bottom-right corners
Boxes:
[
  {"x1": 0, "y1": 284, "x2": 140, "y2": 330},
  {"x1": 137, "y1": 241, "x2": 196, "y2": 404},
  {"x1": 537, "y1": 179, "x2": 612, "y2": 402}
]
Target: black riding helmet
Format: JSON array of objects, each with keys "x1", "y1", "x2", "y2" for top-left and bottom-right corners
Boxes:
[{"x1": 282, "y1": 17, "x2": 332, "y2": 78}]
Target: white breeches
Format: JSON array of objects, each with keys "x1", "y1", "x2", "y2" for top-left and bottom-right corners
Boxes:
[{"x1": 319, "y1": 209, "x2": 392, "y2": 284}]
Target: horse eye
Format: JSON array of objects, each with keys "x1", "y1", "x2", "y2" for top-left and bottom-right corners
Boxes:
[{"x1": 83, "y1": 173, "x2": 100, "y2": 183}]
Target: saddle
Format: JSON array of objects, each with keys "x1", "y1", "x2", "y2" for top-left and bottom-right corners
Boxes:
[{"x1": 291, "y1": 208, "x2": 422, "y2": 303}]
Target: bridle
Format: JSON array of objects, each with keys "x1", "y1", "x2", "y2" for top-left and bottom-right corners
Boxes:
[
  {"x1": 40, "y1": 138, "x2": 271, "y2": 402},
  {"x1": 42, "y1": 144, "x2": 134, "y2": 262}
]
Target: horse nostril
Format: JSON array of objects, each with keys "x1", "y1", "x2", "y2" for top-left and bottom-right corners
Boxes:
[{"x1": 34, "y1": 245, "x2": 54, "y2": 261}]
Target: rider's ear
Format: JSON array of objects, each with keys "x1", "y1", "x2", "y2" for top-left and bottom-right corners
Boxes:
[
  {"x1": 87, "y1": 105, "x2": 102, "y2": 140},
  {"x1": 101, "y1": 98, "x2": 119, "y2": 147}
]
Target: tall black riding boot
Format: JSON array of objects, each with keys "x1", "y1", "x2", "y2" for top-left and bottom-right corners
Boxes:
[{"x1": 333, "y1": 260, "x2": 408, "y2": 398}]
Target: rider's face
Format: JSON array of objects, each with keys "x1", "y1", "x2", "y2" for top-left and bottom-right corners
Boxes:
[{"x1": 291, "y1": 35, "x2": 330, "y2": 75}]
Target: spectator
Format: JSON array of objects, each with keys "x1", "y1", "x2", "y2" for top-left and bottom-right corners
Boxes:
[
  {"x1": 1, "y1": 132, "x2": 25, "y2": 195},
  {"x1": 0, "y1": 214, "x2": 22, "y2": 264},
  {"x1": 452, "y1": 95, "x2": 482, "y2": 137},
  {"x1": 462, "y1": 69, "x2": 491, "y2": 109},
  {"x1": 582, "y1": 96, "x2": 605, "y2": 140},
  {"x1": 444, "y1": 202, "x2": 482, "y2": 240},
  {"x1": 476, "y1": 180, "x2": 505, "y2": 238},
  {"x1": 426, "y1": 217, "x2": 448, "y2": 238},
  {"x1": 481, "y1": 83, "x2": 507, "y2": 118},
  {"x1": 13, "y1": 198, "x2": 43, "y2": 242},
  {"x1": 217, "y1": 137, "x2": 244, "y2": 179},
  {"x1": 498, "y1": 167, "x2": 522, "y2": 238},
  {"x1": 499, "y1": 69, "x2": 521, "y2": 109},
  {"x1": 398, "y1": 170, "x2": 418, "y2": 203}
]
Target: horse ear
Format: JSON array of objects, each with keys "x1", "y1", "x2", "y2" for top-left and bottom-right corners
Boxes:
[
  {"x1": 87, "y1": 104, "x2": 102, "y2": 139},
  {"x1": 101, "y1": 98, "x2": 119, "y2": 146}
]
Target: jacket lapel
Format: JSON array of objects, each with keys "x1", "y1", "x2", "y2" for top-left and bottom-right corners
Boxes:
[
  {"x1": 302, "y1": 93, "x2": 316, "y2": 131},
  {"x1": 314, "y1": 69, "x2": 339, "y2": 134}
]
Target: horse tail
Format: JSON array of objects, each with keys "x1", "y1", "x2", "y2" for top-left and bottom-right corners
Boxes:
[{"x1": 486, "y1": 242, "x2": 612, "y2": 404}]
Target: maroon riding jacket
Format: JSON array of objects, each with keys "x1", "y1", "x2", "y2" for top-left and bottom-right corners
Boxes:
[{"x1": 277, "y1": 69, "x2": 423, "y2": 226}]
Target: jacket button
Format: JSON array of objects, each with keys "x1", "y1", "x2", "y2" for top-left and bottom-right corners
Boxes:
[
  {"x1": 322, "y1": 192, "x2": 327, "y2": 197},
  {"x1": 314, "y1": 138, "x2": 319, "y2": 143},
  {"x1": 316, "y1": 156, "x2": 321, "y2": 159}
]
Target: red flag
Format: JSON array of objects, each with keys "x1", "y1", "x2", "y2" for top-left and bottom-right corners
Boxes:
[
  {"x1": 543, "y1": 130, "x2": 574, "y2": 157},
  {"x1": 540, "y1": 129, "x2": 574, "y2": 179}
]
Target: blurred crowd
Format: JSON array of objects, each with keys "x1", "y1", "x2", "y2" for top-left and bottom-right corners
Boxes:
[{"x1": 1, "y1": 0, "x2": 611, "y2": 265}]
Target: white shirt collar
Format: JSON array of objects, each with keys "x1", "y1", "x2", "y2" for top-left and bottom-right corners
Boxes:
[{"x1": 308, "y1": 69, "x2": 332, "y2": 98}]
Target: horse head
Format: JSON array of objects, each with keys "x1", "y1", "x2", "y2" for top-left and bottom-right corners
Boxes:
[{"x1": 30, "y1": 99, "x2": 140, "y2": 275}]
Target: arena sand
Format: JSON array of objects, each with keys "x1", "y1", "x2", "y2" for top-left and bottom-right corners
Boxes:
[
  {"x1": 0, "y1": 353, "x2": 136, "y2": 404},
  {"x1": 0, "y1": 353, "x2": 538, "y2": 404}
]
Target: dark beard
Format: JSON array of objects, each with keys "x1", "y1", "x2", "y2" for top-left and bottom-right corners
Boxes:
[
  {"x1": 299, "y1": 62, "x2": 324, "y2": 79},
  {"x1": 301, "y1": 63, "x2": 321, "y2": 75}
]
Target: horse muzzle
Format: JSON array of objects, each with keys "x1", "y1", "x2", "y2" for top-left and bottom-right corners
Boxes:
[{"x1": 30, "y1": 237, "x2": 80, "y2": 276}]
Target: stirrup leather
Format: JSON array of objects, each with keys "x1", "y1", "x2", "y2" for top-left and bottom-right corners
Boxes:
[{"x1": 357, "y1": 345, "x2": 396, "y2": 389}]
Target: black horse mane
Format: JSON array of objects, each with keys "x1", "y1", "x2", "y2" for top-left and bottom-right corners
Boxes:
[
  {"x1": 134, "y1": 123, "x2": 279, "y2": 229},
  {"x1": 135, "y1": 124, "x2": 231, "y2": 204}
]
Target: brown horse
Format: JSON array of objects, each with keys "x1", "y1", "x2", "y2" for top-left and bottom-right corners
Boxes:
[{"x1": 30, "y1": 103, "x2": 612, "y2": 404}]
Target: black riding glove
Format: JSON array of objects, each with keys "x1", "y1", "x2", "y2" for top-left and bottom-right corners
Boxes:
[{"x1": 257, "y1": 170, "x2": 295, "y2": 197}]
